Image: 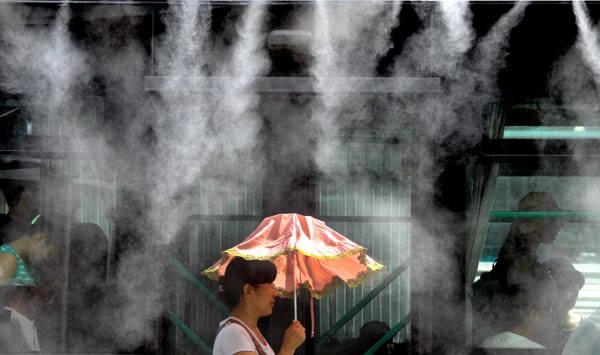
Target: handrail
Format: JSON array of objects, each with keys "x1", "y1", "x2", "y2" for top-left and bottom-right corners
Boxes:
[
  {"x1": 491, "y1": 211, "x2": 600, "y2": 220},
  {"x1": 168, "y1": 254, "x2": 230, "y2": 315},
  {"x1": 316, "y1": 259, "x2": 410, "y2": 348},
  {"x1": 167, "y1": 310, "x2": 212, "y2": 355},
  {"x1": 363, "y1": 314, "x2": 411, "y2": 355}
]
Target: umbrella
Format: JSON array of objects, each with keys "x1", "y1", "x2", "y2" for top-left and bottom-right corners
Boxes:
[{"x1": 202, "y1": 213, "x2": 384, "y2": 336}]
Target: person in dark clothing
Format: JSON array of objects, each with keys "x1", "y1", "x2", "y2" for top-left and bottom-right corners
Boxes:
[
  {"x1": 65, "y1": 223, "x2": 112, "y2": 352},
  {"x1": 0, "y1": 182, "x2": 40, "y2": 245},
  {"x1": 471, "y1": 191, "x2": 568, "y2": 345},
  {"x1": 337, "y1": 321, "x2": 409, "y2": 355},
  {"x1": 544, "y1": 256, "x2": 585, "y2": 352},
  {"x1": 479, "y1": 261, "x2": 558, "y2": 350}
]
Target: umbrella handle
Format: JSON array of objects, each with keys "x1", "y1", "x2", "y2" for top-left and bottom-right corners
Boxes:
[
  {"x1": 294, "y1": 287, "x2": 297, "y2": 320},
  {"x1": 294, "y1": 251, "x2": 297, "y2": 320},
  {"x1": 310, "y1": 296, "x2": 315, "y2": 338}
]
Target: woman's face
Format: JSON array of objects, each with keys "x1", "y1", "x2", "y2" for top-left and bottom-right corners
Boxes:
[
  {"x1": 555, "y1": 284, "x2": 580, "y2": 325},
  {"x1": 251, "y1": 283, "x2": 277, "y2": 317},
  {"x1": 531, "y1": 304, "x2": 558, "y2": 348},
  {"x1": 29, "y1": 233, "x2": 57, "y2": 263}
]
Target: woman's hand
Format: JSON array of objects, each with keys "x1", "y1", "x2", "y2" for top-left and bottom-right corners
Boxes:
[{"x1": 278, "y1": 320, "x2": 306, "y2": 355}]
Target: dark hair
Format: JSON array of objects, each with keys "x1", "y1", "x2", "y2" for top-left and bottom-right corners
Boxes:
[
  {"x1": 218, "y1": 257, "x2": 277, "y2": 309},
  {"x1": 337, "y1": 321, "x2": 392, "y2": 355},
  {"x1": 70, "y1": 223, "x2": 109, "y2": 281},
  {"x1": 28, "y1": 214, "x2": 46, "y2": 235},
  {"x1": 544, "y1": 256, "x2": 585, "y2": 290},
  {"x1": 1, "y1": 183, "x2": 26, "y2": 209},
  {"x1": 359, "y1": 321, "x2": 390, "y2": 342},
  {"x1": 500, "y1": 275, "x2": 557, "y2": 329}
]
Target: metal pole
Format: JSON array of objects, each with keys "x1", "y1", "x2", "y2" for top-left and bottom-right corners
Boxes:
[
  {"x1": 294, "y1": 251, "x2": 297, "y2": 320},
  {"x1": 60, "y1": 159, "x2": 73, "y2": 352},
  {"x1": 151, "y1": 9, "x2": 155, "y2": 76}
]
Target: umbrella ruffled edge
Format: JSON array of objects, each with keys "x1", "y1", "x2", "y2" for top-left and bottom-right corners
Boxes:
[
  {"x1": 201, "y1": 248, "x2": 386, "y2": 298},
  {"x1": 205, "y1": 245, "x2": 372, "y2": 267},
  {"x1": 201, "y1": 262, "x2": 223, "y2": 281},
  {"x1": 273, "y1": 260, "x2": 385, "y2": 300}
]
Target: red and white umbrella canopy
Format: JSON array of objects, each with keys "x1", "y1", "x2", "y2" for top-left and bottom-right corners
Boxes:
[{"x1": 203, "y1": 213, "x2": 384, "y2": 299}]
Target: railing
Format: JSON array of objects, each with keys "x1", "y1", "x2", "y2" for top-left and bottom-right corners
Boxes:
[
  {"x1": 167, "y1": 310, "x2": 212, "y2": 355},
  {"x1": 490, "y1": 211, "x2": 600, "y2": 221},
  {"x1": 168, "y1": 254, "x2": 230, "y2": 315},
  {"x1": 317, "y1": 259, "x2": 410, "y2": 348},
  {"x1": 167, "y1": 254, "x2": 229, "y2": 354}
]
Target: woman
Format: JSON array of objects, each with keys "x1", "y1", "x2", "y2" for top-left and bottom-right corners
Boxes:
[
  {"x1": 471, "y1": 191, "x2": 567, "y2": 344},
  {"x1": 0, "y1": 230, "x2": 55, "y2": 287},
  {"x1": 213, "y1": 257, "x2": 306, "y2": 355},
  {"x1": 0, "y1": 219, "x2": 57, "y2": 353}
]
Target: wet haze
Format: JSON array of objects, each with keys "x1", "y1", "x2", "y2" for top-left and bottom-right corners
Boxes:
[{"x1": 0, "y1": 0, "x2": 593, "y2": 353}]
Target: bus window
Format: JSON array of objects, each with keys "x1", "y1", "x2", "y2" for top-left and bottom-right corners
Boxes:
[
  {"x1": 0, "y1": 154, "x2": 116, "y2": 353},
  {"x1": 468, "y1": 160, "x2": 600, "y2": 353}
]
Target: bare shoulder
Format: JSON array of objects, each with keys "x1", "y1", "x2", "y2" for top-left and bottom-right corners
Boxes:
[
  {"x1": 0, "y1": 251, "x2": 18, "y2": 284},
  {"x1": 0, "y1": 250, "x2": 17, "y2": 264}
]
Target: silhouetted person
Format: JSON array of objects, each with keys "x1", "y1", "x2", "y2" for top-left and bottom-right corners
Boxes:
[
  {"x1": 0, "y1": 182, "x2": 40, "y2": 245},
  {"x1": 65, "y1": 223, "x2": 111, "y2": 352},
  {"x1": 480, "y1": 261, "x2": 557, "y2": 350},
  {"x1": 496, "y1": 192, "x2": 568, "y2": 266},
  {"x1": 337, "y1": 321, "x2": 408, "y2": 355},
  {"x1": 472, "y1": 191, "x2": 568, "y2": 344},
  {"x1": 544, "y1": 256, "x2": 585, "y2": 352},
  {"x1": 35, "y1": 172, "x2": 113, "y2": 352}
]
